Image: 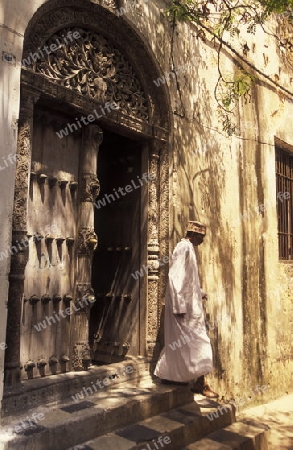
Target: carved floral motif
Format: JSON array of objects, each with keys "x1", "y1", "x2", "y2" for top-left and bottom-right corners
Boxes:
[
  {"x1": 74, "y1": 283, "x2": 96, "y2": 312},
  {"x1": 77, "y1": 227, "x2": 98, "y2": 255},
  {"x1": 72, "y1": 342, "x2": 92, "y2": 370},
  {"x1": 81, "y1": 173, "x2": 100, "y2": 202},
  {"x1": 101, "y1": 0, "x2": 117, "y2": 10},
  {"x1": 31, "y1": 28, "x2": 148, "y2": 120},
  {"x1": 13, "y1": 136, "x2": 31, "y2": 231}
]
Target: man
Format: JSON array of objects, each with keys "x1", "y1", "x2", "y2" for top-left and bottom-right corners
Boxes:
[{"x1": 154, "y1": 221, "x2": 218, "y2": 398}]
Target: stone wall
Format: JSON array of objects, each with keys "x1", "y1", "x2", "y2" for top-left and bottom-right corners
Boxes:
[
  {"x1": 119, "y1": 0, "x2": 293, "y2": 403},
  {"x1": 0, "y1": 7, "x2": 23, "y2": 419},
  {"x1": 0, "y1": 0, "x2": 292, "y2": 414}
]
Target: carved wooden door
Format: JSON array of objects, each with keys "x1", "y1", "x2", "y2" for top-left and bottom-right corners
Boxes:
[
  {"x1": 19, "y1": 104, "x2": 101, "y2": 377},
  {"x1": 90, "y1": 131, "x2": 143, "y2": 363},
  {"x1": 20, "y1": 105, "x2": 80, "y2": 377}
]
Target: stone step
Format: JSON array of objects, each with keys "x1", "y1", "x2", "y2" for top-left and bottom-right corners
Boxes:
[
  {"x1": 184, "y1": 420, "x2": 270, "y2": 450},
  {"x1": 184, "y1": 440, "x2": 232, "y2": 450},
  {"x1": 2, "y1": 357, "x2": 151, "y2": 418},
  {"x1": 0, "y1": 376, "x2": 195, "y2": 450},
  {"x1": 65, "y1": 400, "x2": 235, "y2": 450}
]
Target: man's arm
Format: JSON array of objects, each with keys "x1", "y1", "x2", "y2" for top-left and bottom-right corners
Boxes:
[{"x1": 168, "y1": 243, "x2": 190, "y2": 315}]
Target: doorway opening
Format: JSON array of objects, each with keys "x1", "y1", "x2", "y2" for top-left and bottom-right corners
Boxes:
[{"x1": 90, "y1": 129, "x2": 146, "y2": 364}]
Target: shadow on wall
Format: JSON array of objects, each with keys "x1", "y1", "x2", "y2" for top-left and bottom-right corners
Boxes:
[{"x1": 169, "y1": 58, "x2": 235, "y2": 383}]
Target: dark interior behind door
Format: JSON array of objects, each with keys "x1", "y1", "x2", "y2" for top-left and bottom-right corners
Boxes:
[{"x1": 90, "y1": 130, "x2": 142, "y2": 364}]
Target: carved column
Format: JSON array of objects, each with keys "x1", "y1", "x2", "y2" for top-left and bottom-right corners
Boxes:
[
  {"x1": 70, "y1": 125, "x2": 102, "y2": 370},
  {"x1": 4, "y1": 90, "x2": 39, "y2": 386},
  {"x1": 146, "y1": 144, "x2": 160, "y2": 356},
  {"x1": 157, "y1": 139, "x2": 170, "y2": 323}
]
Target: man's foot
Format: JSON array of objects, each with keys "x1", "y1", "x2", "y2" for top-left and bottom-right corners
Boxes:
[
  {"x1": 161, "y1": 379, "x2": 189, "y2": 386},
  {"x1": 202, "y1": 384, "x2": 219, "y2": 398},
  {"x1": 191, "y1": 383, "x2": 219, "y2": 398},
  {"x1": 190, "y1": 375, "x2": 219, "y2": 398}
]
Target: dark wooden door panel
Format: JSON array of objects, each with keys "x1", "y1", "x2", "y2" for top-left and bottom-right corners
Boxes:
[{"x1": 90, "y1": 131, "x2": 142, "y2": 363}]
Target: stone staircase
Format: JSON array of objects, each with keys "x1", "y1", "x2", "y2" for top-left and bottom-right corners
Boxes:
[{"x1": 0, "y1": 359, "x2": 269, "y2": 450}]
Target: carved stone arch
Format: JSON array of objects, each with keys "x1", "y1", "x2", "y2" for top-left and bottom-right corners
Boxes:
[
  {"x1": 22, "y1": 0, "x2": 171, "y2": 131},
  {"x1": 5, "y1": 0, "x2": 172, "y2": 386}
]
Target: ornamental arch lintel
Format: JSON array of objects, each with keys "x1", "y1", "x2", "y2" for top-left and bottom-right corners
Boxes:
[{"x1": 21, "y1": 0, "x2": 171, "y2": 132}]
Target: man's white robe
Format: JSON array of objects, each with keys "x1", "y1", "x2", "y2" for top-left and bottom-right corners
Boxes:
[{"x1": 154, "y1": 239, "x2": 213, "y2": 382}]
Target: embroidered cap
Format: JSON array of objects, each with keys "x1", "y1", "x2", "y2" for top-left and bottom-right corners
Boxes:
[{"x1": 186, "y1": 220, "x2": 206, "y2": 235}]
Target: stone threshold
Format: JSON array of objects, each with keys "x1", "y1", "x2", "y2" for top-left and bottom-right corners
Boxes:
[
  {"x1": 2, "y1": 356, "x2": 152, "y2": 418},
  {"x1": 0, "y1": 376, "x2": 196, "y2": 450}
]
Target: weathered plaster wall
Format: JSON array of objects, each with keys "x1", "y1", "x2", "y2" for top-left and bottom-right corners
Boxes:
[
  {"x1": 0, "y1": 0, "x2": 292, "y2": 414},
  {"x1": 0, "y1": 3, "x2": 24, "y2": 419},
  {"x1": 126, "y1": 0, "x2": 293, "y2": 403}
]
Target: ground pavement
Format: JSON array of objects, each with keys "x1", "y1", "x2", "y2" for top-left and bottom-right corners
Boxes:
[{"x1": 239, "y1": 393, "x2": 293, "y2": 449}]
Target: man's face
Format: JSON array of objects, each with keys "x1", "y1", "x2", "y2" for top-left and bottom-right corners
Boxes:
[{"x1": 189, "y1": 233, "x2": 205, "y2": 246}]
